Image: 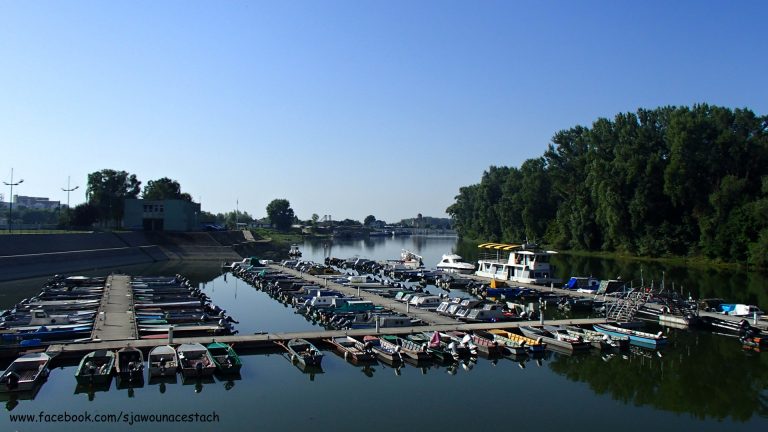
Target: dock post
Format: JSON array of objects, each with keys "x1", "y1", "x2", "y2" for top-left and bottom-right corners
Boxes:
[
  {"x1": 406, "y1": 302, "x2": 410, "y2": 313},
  {"x1": 358, "y1": 286, "x2": 360, "y2": 297},
  {"x1": 168, "y1": 325, "x2": 174, "y2": 344},
  {"x1": 755, "y1": 312, "x2": 759, "y2": 325},
  {"x1": 551, "y1": 282, "x2": 554, "y2": 292},
  {"x1": 375, "y1": 316, "x2": 380, "y2": 334}
]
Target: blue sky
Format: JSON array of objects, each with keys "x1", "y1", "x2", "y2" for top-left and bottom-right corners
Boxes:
[{"x1": 1, "y1": 1, "x2": 766, "y2": 222}]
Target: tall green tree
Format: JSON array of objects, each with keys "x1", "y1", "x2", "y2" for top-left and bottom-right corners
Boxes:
[
  {"x1": 142, "y1": 177, "x2": 192, "y2": 201},
  {"x1": 364, "y1": 215, "x2": 376, "y2": 226},
  {"x1": 86, "y1": 169, "x2": 141, "y2": 228},
  {"x1": 266, "y1": 199, "x2": 295, "y2": 231},
  {"x1": 448, "y1": 105, "x2": 768, "y2": 266}
]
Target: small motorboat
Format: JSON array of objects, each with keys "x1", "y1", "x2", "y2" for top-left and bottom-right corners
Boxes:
[
  {"x1": 177, "y1": 343, "x2": 216, "y2": 377},
  {"x1": 0, "y1": 352, "x2": 51, "y2": 392},
  {"x1": 75, "y1": 350, "x2": 115, "y2": 386},
  {"x1": 148, "y1": 345, "x2": 179, "y2": 378},
  {"x1": 285, "y1": 338, "x2": 323, "y2": 367},
  {"x1": 207, "y1": 342, "x2": 242, "y2": 374},
  {"x1": 115, "y1": 346, "x2": 144, "y2": 383}
]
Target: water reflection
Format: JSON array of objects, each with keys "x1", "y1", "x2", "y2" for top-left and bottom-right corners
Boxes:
[
  {"x1": 547, "y1": 330, "x2": 768, "y2": 421},
  {"x1": 74, "y1": 380, "x2": 112, "y2": 401}
]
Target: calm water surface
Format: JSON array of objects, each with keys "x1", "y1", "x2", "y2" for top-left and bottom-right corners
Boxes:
[{"x1": 0, "y1": 236, "x2": 766, "y2": 431}]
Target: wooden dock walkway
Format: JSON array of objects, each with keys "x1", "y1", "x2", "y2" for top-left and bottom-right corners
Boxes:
[
  {"x1": 90, "y1": 274, "x2": 137, "y2": 341},
  {"x1": 270, "y1": 264, "x2": 460, "y2": 326},
  {"x1": 46, "y1": 317, "x2": 608, "y2": 360}
]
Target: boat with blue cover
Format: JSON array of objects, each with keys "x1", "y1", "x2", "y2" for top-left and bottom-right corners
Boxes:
[{"x1": 593, "y1": 323, "x2": 667, "y2": 348}]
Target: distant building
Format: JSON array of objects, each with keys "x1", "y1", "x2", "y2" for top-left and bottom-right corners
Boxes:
[
  {"x1": 13, "y1": 195, "x2": 61, "y2": 210},
  {"x1": 123, "y1": 199, "x2": 201, "y2": 232}
]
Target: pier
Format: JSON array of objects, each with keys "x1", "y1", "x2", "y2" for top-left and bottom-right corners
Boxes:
[
  {"x1": 90, "y1": 275, "x2": 137, "y2": 341},
  {"x1": 269, "y1": 264, "x2": 460, "y2": 326},
  {"x1": 46, "y1": 317, "x2": 608, "y2": 360}
]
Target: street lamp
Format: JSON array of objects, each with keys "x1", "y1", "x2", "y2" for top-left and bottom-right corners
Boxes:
[
  {"x1": 62, "y1": 176, "x2": 79, "y2": 230},
  {"x1": 3, "y1": 168, "x2": 24, "y2": 233}
]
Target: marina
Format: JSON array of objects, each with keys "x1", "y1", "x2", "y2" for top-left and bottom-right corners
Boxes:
[{"x1": 0, "y1": 236, "x2": 766, "y2": 432}]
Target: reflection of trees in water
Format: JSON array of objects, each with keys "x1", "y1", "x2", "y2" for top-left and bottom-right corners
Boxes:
[{"x1": 547, "y1": 331, "x2": 768, "y2": 421}]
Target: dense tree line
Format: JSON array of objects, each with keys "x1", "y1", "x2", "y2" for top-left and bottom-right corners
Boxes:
[{"x1": 447, "y1": 105, "x2": 768, "y2": 266}]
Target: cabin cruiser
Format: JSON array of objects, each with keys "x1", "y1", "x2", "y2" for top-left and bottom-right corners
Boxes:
[
  {"x1": 475, "y1": 243, "x2": 561, "y2": 285},
  {"x1": 436, "y1": 254, "x2": 475, "y2": 274}
]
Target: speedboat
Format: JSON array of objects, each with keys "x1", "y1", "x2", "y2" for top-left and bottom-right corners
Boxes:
[
  {"x1": 288, "y1": 244, "x2": 302, "y2": 258},
  {"x1": 436, "y1": 254, "x2": 475, "y2": 274}
]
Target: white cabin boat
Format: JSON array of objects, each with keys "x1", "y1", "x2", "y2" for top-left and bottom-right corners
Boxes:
[
  {"x1": 411, "y1": 295, "x2": 443, "y2": 310},
  {"x1": 436, "y1": 254, "x2": 475, "y2": 274},
  {"x1": 460, "y1": 304, "x2": 507, "y2": 322},
  {"x1": 475, "y1": 243, "x2": 561, "y2": 285}
]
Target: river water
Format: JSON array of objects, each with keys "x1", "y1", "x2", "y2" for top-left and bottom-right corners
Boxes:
[{"x1": 0, "y1": 236, "x2": 766, "y2": 431}]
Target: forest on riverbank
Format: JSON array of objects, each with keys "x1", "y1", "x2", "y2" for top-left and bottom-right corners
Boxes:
[{"x1": 447, "y1": 105, "x2": 768, "y2": 267}]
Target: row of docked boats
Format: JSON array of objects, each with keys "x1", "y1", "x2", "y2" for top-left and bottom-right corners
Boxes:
[
  {"x1": 73, "y1": 342, "x2": 242, "y2": 387},
  {"x1": 0, "y1": 341, "x2": 243, "y2": 395},
  {"x1": 132, "y1": 276, "x2": 238, "y2": 339},
  {"x1": 232, "y1": 263, "x2": 423, "y2": 331},
  {"x1": 0, "y1": 275, "x2": 104, "y2": 348},
  {"x1": 318, "y1": 325, "x2": 647, "y2": 368}
]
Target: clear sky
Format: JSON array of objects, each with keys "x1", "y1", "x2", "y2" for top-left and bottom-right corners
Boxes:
[{"x1": 1, "y1": 1, "x2": 766, "y2": 222}]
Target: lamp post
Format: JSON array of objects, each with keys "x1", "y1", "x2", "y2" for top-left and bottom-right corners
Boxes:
[
  {"x1": 62, "y1": 176, "x2": 79, "y2": 230},
  {"x1": 3, "y1": 168, "x2": 24, "y2": 233}
]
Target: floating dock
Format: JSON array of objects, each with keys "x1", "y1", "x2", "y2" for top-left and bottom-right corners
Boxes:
[
  {"x1": 46, "y1": 317, "x2": 608, "y2": 360},
  {"x1": 90, "y1": 275, "x2": 137, "y2": 341}
]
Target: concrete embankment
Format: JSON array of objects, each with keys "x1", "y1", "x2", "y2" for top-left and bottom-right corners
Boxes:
[{"x1": 0, "y1": 231, "x2": 248, "y2": 281}]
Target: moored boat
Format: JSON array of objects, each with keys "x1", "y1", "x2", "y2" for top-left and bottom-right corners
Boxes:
[
  {"x1": 0, "y1": 353, "x2": 51, "y2": 392},
  {"x1": 285, "y1": 338, "x2": 324, "y2": 367},
  {"x1": 487, "y1": 329, "x2": 546, "y2": 355},
  {"x1": 177, "y1": 343, "x2": 217, "y2": 377},
  {"x1": 75, "y1": 350, "x2": 115, "y2": 385},
  {"x1": 147, "y1": 345, "x2": 179, "y2": 378},
  {"x1": 325, "y1": 336, "x2": 375, "y2": 363},
  {"x1": 361, "y1": 335, "x2": 402, "y2": 365},
  {"x1": 207, "y1": 342, "x2": 242, "y2": 374},
  {"x1": 593, "y1": 323, "x2": 668, "y2": 348},
  {"x1": 115, "y1": 346, "x2": 144, "y2": 383},
  {"x1": 475, "y1": 243, "x2": 561, "y2": 285},
  {"x1": 436, "y1": 254, "x2": 475, "y2": 274},
  {"x1": 520, "y1": 326, "x2": 591, "y2": 353},
  {"x1": 565, "y1": 326, "x2": 629, "y2": 350}
]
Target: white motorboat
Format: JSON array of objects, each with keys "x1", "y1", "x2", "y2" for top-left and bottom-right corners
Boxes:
[
  {"x1": 148, "y1": 345, "x2": 179, "y2": 378},
  {"x1": 0, "y1": 353, "x2": 51, "y2": 392},
  {"x1": 436, "y1": 254, "x2": 475, "y2": 274}
]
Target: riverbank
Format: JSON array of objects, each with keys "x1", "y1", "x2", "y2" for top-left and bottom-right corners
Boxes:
[{"x1": 455, "y1": 236, "x2": 765, "y2": 273}]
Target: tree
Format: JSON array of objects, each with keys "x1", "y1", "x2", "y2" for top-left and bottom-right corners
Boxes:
[
  {"x1": 86, "y1": 169, "x2": 141, "y2": 228},
  {"x1": 68, "y1": 203, "x2": 99, "y2": 228},
  {"x1": 143, "y1": 177, "x2": 191, "y2": 201},
  {"x1": 364, "y1": 215, "x2": 376, "y2": 226},
  {"x1": 266, "y1": 199, "x2": 295, "y2": 231}
]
